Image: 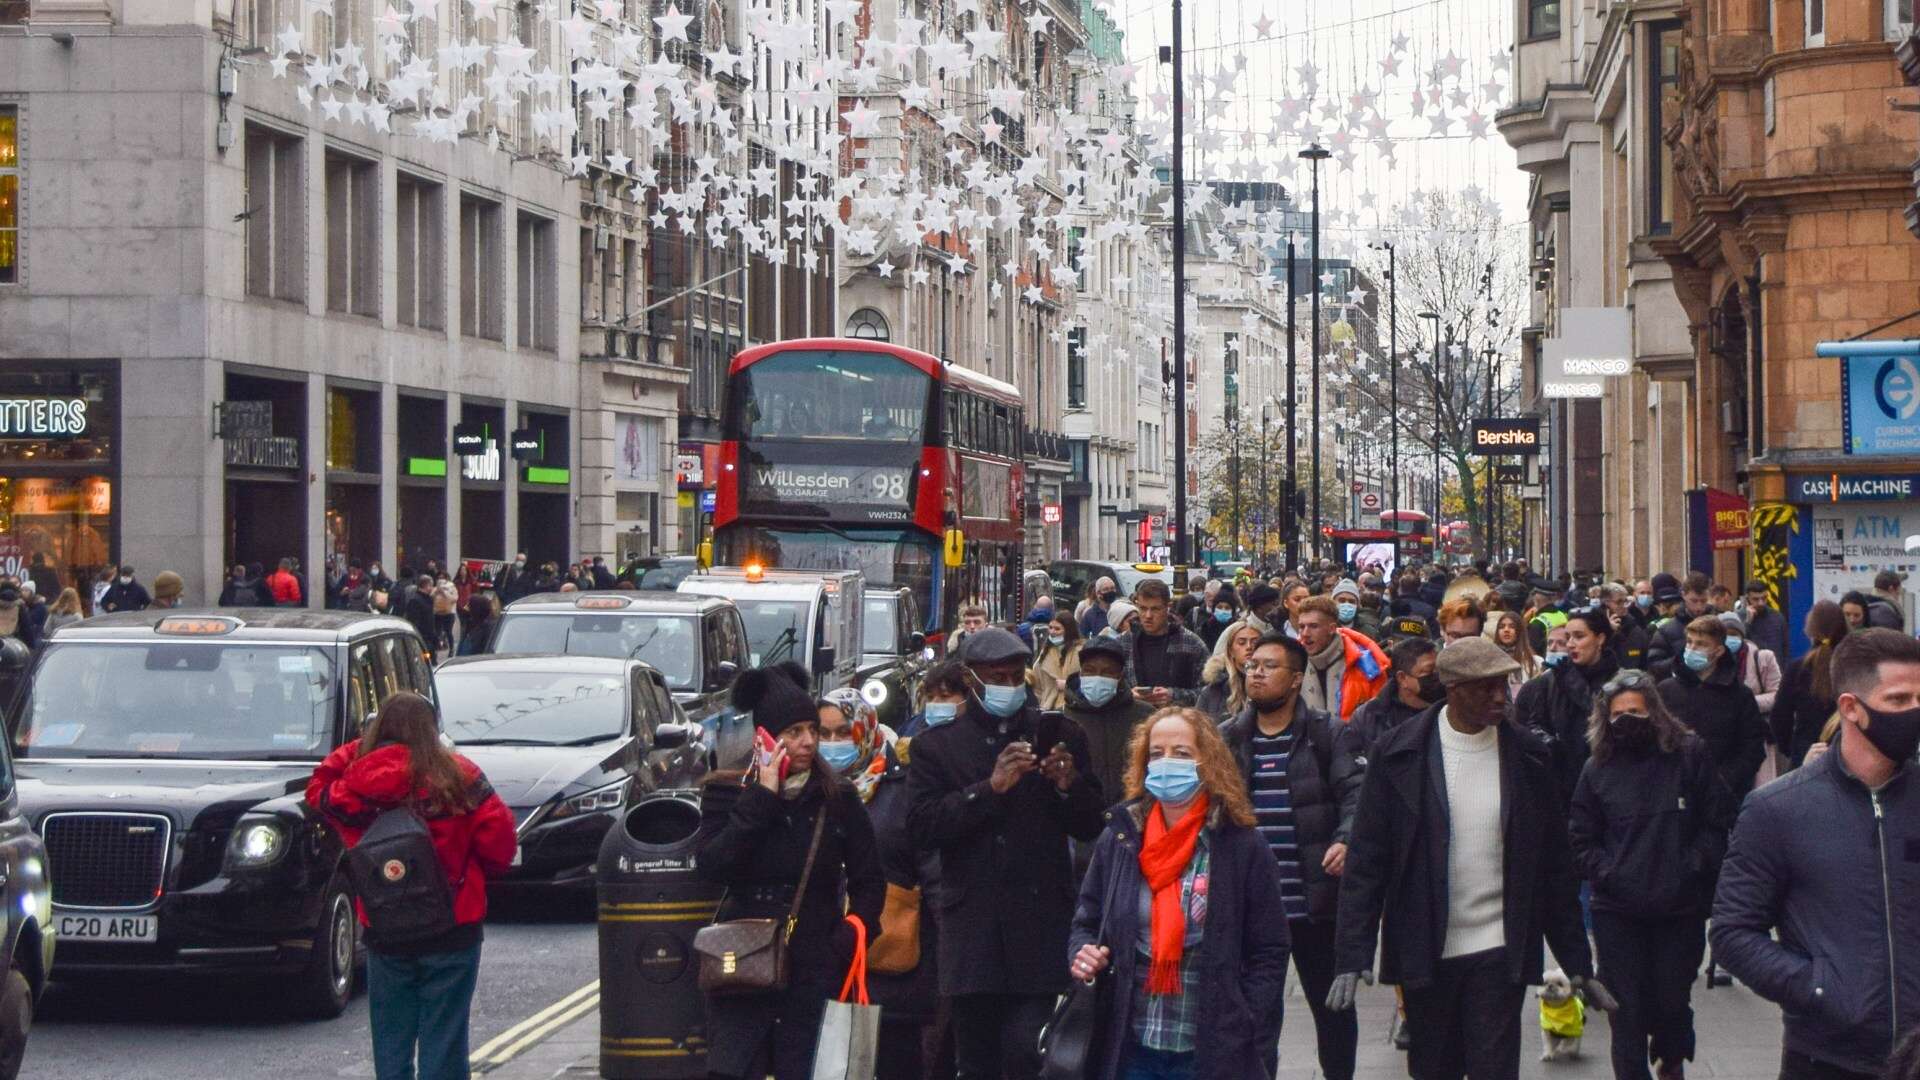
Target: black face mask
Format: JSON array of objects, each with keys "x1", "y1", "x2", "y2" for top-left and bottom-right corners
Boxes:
[
  {"x1": 1859, "y1": 703, "x2": 1920, "y2": 766},
  {"x1": 1415, "y1": 674, "x2": 1445, "y2": 702},
  {"x1": 1609, "y1": 711, "x2": 1653, "y2": 746}
]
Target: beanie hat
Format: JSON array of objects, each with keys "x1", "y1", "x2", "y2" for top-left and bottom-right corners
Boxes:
[
  {"x1": 1105, "y1": 599, "x2": 1139, "y2": 632},
  {"x1": 152, "y1": 571, "x2": 184, "y2": 602},
  {"x1": 731, "y1": 660, "x2": 817, "y2": 736}
]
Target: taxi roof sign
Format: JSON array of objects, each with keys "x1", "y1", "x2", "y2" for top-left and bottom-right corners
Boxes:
[
  {"x1": 575, "y1": 595, "x2": 633, "y2": 609},
  {"x1": 1132, "y1": 563, "x2": 1165, "y2": 572},
  {"x1": 155, "y1": 616, "x2": 240, "y2": 636}
]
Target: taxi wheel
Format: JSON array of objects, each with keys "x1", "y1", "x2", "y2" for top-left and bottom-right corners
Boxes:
[
  {"x1": 0, "y1": 967, "x2": 31, "y2": 1080},
  {"x1": 293, "y1": 880, "x2": 358, "y2": 1019}
]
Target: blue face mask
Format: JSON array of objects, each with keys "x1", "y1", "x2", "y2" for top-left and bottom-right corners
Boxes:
[
  {"x1": 1337, "y1": 602, "x2": 1357, "y2": 624},
  {"x1": 1683, "y1": 647, "x2": 1713, "y2": 672},
  {"x1": 979, "y1": 683, "x2": 1027, "y2": 718},
  {"x1": 1543, "y1": 650, "x2": 1568, "y2": 668},
  {"x1": 922, "y1": 701, "x2": 959, "y2": 727},
  {"x1": 1214, "y1": 608, "x2": 1233, "y2": 624},
  {"x1": 1636, "y1": 594, "x2": 1654, "y2": 609},
  {"x1": 1079, "y1": 675, "x2": 1119, "y2": 706},
  {"x1": 817, "y1": 741, "x2": 862, "y2": 771},
  {"x1": 1726, "y1": 636, "x2": 1744, "y2": 653},
  {"x1": 1047, "y1": 633, "x2": 1065, "y2": 647},
  {"x1": 1144, "y1": 758, "x2": 1201, "y2": 805}
]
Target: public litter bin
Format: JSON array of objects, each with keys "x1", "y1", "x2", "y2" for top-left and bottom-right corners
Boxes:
[{"x1": 598, "y1": 792, "x2": 720, "y2": 1079}]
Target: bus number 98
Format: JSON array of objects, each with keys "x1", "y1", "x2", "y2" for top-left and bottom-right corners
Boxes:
[{"x1": 869, "y1": 472, "x2": 907, "y2": 500}]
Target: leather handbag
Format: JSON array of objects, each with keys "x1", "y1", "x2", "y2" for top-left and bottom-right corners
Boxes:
[
  {"x1": 865, "y1": 882, "x2": 921, "y2": 975},
  {"x1": 693, "y1": 804, "x2": 827, "y2": 996},
  {"x1": 1037, "y1": 854, "x2": 1122, "y2": 1079}
]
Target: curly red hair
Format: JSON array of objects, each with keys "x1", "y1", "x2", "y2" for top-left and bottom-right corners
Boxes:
[{"x1": 1122, "y1": 707, "x2": 1256, "y2": 827}]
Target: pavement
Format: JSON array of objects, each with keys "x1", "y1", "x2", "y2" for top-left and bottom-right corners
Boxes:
[{"x1": 484, "y1": 967, "x2": 1789, "y2": 1080}]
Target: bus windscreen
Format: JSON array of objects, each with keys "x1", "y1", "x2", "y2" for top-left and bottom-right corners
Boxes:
[{"x1": 733, "y1": 350, "x2": 930, "y2": 443}]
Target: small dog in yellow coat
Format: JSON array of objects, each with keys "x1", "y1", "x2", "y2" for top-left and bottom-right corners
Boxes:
[{"x1": 1538, "y1": 967, "x2": 1585, "y2": 1061}]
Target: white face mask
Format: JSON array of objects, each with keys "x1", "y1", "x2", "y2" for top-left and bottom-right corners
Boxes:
[{"x1": 118, "y1": 576, "x2": 132, "y2": 585}]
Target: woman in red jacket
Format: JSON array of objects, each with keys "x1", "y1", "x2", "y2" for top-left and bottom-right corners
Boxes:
[{"x1": 307, "y1": 690, "x2": 517, "y2": 1080}]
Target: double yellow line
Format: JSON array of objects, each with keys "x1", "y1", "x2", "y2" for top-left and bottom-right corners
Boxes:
[{"x1": 469, "y1": 979, "x2": 601, "y2": 1074}]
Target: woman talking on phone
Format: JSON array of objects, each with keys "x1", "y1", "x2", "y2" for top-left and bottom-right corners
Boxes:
[
  {"x1": 1067, "y1": 706, "x2": 1291, "y2": 1079},
  {"x1": 695, "y1": 661, "x2": 886, "y2": 1080}
]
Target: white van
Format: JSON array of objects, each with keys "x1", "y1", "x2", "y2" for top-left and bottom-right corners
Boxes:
[{"x1": 677, "y1": 567, "x2": 864, "y2": 693}]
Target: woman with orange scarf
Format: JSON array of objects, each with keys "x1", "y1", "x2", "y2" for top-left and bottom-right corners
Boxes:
[{"x1": 1065, "y1": 707, "x2": 1292, "y2": 1080}]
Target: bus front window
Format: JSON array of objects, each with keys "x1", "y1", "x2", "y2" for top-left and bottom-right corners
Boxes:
[{"x1": 732, "y1": 350, "x2": 931, "y2": 443}]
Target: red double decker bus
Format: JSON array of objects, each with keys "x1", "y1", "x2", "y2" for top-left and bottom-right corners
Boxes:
[{"x1": 713, "y1": 338, "x2": 1027, "y2": 632}]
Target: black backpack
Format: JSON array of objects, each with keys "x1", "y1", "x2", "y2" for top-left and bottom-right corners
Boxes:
[{"x1": 344, "y1": 804, "x2": 457, "y2": 944}]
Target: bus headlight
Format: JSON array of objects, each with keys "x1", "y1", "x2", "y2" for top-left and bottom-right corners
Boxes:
[{"x1": 860, "y1": 679, "x2": 889, "y2": 707}]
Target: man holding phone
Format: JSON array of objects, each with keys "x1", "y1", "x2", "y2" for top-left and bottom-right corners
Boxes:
[
  {"x1": 1122, "y1": 579, "x2": 1210, "y2": 707},
  {"x1": 907, "y1": 628, "x2": 1105, "y2": 1080}
]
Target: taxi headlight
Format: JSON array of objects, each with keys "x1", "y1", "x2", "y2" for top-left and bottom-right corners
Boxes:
[
  {"x1": 547, "y1": 778, "x2": 630, "y2": 822},
  {"x1": 860, "y1": 679, "x2": 889, "y2": 707},
  {"x1": 227, "y1": 820, "x2": 287, "y2": 868}
]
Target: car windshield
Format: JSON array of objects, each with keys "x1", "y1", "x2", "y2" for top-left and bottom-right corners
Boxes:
[
  {"x1": 14, "y1": 643, "x2": 338, "y2": 760},
  {"x1": 735, "y1": 601, "x2": 810, "y2": 666},
  {"x1": 632, "y1": 561, "x2": 695, "y2": 591},
  {"x1": 862, "y1": 596, "x2": 896, "y2": 655},
  {"x1": 437, "y1": 670, "x2": 628, "y2": 746},
  {"x1": 490, "y1": 614, "x2": 698, "y2": 690}
]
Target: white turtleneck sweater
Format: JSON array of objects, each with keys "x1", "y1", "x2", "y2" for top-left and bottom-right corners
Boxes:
[{"x1": 1436, "y1": 707, "x2": 1505, "y2": 959}]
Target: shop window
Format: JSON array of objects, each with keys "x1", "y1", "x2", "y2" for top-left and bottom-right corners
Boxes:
[
  {"x1": 616, "y1": 414, "x2": 663, "y2": 482},
  {"x1": 325, "y1": 151, "x2": 380, "y2": 318},
  {"x1": 0, "y1": 106, "x2": 16, "y2": 285},
  {"x1": 459, "y1": 193, "x2": 503, "y2": 340},
  {"x1": 517, "y1": 210, "x2": 557, "y2": 351},
  {"x1": 245, "y1": 124, "x2": 305, "y2": 303},
  {"x1": 396, "y1": 172, "x2": 445, "y2": 329},
  {"x1": 1648, "y1": 22, "x2": 1682, "y2": 235},
  {"x1": 1890, "y1": 0, "x2": 1915, "y2": 40},
  {"x1": 1527, "y1": 0, "x2": 1560, "y2": 38}
]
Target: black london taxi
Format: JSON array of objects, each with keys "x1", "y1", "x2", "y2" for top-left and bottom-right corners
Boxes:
[
  {"x1": 855, "y1": 587, "x2": 930, "y2": 732},
  {"x1": 0, "y1": 640, "x2": 52, "y2": 1080},
  {"x1": 6, "y1": 609, "x2": 439, "y2": 1018},
  {"x1": 488, "y1": 592, "x2": 754, "y2": 772},
  {"x1": 434, "y1": 654, "x2": 699, "y2": 887}
]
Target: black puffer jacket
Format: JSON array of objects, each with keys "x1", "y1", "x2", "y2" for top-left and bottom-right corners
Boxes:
[
  {"x1": 1712, "y1": 752, "x2": 1920, "y2": 1075},
  {"x1": 1568, "y1": 735, "x2": 1737, "y2": 918},
  {"x1": 1772, "y1": 654, "x2": 1837, "y2": 768},
  {"x1": 1657, "y1": 659, "x2": 1768, "y2": 800},
  {"x1": 1513, "y1": 655, "x2": 1618, "y2": 798},
  {"x1": 1341, "y1": 688, "x2": 1429, "y2": 759},
  {"x1": 1220, "y1": 703, "x2": 1364, "y2": 922}
]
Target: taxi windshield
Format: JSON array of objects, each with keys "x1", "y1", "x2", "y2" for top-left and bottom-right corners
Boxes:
[
  {"x1": 13, "y1": 642, "x2": 339, "y2": 760},
  {"x1": 490, "y1": 613, "x2": 698, "y2": 689}
]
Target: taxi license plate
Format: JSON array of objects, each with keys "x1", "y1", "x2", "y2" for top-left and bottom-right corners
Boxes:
[{"x1": 55, "y1": 911, "x2": 157, "y2": 943}]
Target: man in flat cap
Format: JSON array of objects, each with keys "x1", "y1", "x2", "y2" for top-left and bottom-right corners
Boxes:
[
  {"x1": 907, "y1": 627, "x2": 1104, "y2": 1079},
  {"x1": 1327, "y1": 637, "x2": 1612, "y2": 1079}
]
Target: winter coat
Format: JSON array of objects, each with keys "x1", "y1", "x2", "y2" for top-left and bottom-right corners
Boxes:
[
  {"x1": 1194, "y1": 654, "x2": 1244, "y2": 722},
  {"x1": 1644, "y1": 612, "x2": 1702, "y2": 679},
  {"x1": 906, "y1": 698, "x2": 1104, "y2": 995},
  {"x1": 1867, "y1": 596, "x2": 1903, "y2": 630},
  {"x1": 1062, "y1": 673, "x2": 1155, "y2": 814},
  {"x1": 1118, "y1": 624, "x2": 1210, "y2": 705},
  {"x1": 403, "y1": 591, "x2": 438, "y2": 646},
  {"x1": 1612, "y1": 616, "x2": 1652, "y2": 670},
  {"x1": 1732, "y1": 643, "x2": 1783, "y2": 714},
  {"x1": 305, "y1": 741, "x2": 517, "y2": 949},
  {"x1": 1657, "y1": 660, "x2": 1769, "y2": 800},
  {"x1": 1513, "y1": 655, "x2": 1618, "y2": 799},
  {"x1": 266, "y1": 569, "x2": 303, "y2": 606},
  {"x1": 1030, "y1": 640, "x2": 1081, "y2": 711},
  {"x1": 1348, "y1": 606, "x2": 1385, "y2": 645},
  {"x1": 0, "y1": 601, "x2": 39, "y2": 650},
  {"x1": 1495, "y1": 578, "x2": 1530, "y2": 612},
  {"x1": 431, "y1": 581, "x2": 458, "y2": 617},
  {"x1": 1221, "y1": 702, "x2": 1364, "y2": 922},
  {"x1": 1069, "y1": 800, "x2": 1291, "y2": 1080},
  {"x1": 1079, "y1": 602, "x2": 1111, "y2": 638},
  {"x1": 218, "y1": 577, "x2": 270, "y2": 607},
  {"x1": 695, "y1": 770, "x2": 883, "y2": 986},
  {"x1": 1301, "y1": 627, "x2": 1390, "y2": 724},
  {"x1": 1773, "y1": 655, "x2": 1837, "y2": 768},
  {"x1": 1340, "y1": 688, "x2": 1429, "y2": 759},
  {"x1": 1567, "y1": 735, "x2": 1736, "y2": 918},
  {"x1": 1333, "y1": 708, "x2": 1592, "y2": 989},
  {"x1": 864, "y1": 744, "x2": 941, "y2": 1022},
  {"x1": 98, "y1": 579, "x2": 150, "y2": 613},
  {"x1": 1711, "y1": 750, "x2": 1920, "y2": 1076},
  {"x1": 1197, "y1": 608, "x2": 1232, "y2": 650},
  {"x1": 1743, "y1": 605, "x2": 1788, "y2": 660},
  {"x1": 459, "y1": 616, "x2": 496, "y2": 656}
]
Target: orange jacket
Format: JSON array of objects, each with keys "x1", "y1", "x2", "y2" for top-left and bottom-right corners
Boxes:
[{"x1": 1332, "y1": 627, "x2": 1390, "y2": 723}]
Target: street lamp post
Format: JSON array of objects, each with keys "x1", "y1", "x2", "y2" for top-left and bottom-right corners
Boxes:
[
  {"x1": 1230, "y1": 406, "x2": 1242, "y2": 558},
  {"x1": 1482, "y1": 347, "x2": 1498, "y2": 560},
  {"x1": 1370, "y1": 241, "x2": 1398, "y2": 519},
  {"x1": 1169, "y1": 0, "x2": 1189, "y2": 569},
  {"x1": 1416, "y1": 310, "x2": 1440, "y2": 544},
  {"x1": 1284, "y1": 235, "x2": 1298, "y2": 572},
  {"x1": 1260, "y1": 400, "x2": 1273, "y2": 561},
  {"x1": 1299, "y1": 143, "x2": 1331, "y2": 563}
]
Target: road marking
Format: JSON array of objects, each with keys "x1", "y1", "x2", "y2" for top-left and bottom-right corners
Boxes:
[{"x1": 469, "y1": 979, "x2": 599, "y2": 1071}]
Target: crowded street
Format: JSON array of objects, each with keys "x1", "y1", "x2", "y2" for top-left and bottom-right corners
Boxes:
[{"x1": 8, "y1": 0, "x2": 1920, "y2": 1079}]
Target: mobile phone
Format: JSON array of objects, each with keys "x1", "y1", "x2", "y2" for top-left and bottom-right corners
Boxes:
[
  {"x1": 1033, "y1": 710, "x2": 1066, "y2": 760},
  {"x1": 753, "y1": 728, "x2": 789, "y2": 784}
]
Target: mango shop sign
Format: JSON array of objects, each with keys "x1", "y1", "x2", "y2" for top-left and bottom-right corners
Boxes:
[
  {"x1": 0, "y1": 397, "x2": 90, "y2": 437},
  {"x1": 1469, "y1": 417, "x2": 1541, "y2": 456}
]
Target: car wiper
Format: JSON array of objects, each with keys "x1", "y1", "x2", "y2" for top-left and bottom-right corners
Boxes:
[
  {"x1": 455, "y1": 737, "x2": 556, "y2": 746},
  {"x1": 763, "y1": 626, "x2": 799, "y2": 664},
  {"x1": 559, "y1": 733, "x2": 622, "y2": 746},
  {"x1": 625, "y1": 625, "x2": 664, "y2": 661}
]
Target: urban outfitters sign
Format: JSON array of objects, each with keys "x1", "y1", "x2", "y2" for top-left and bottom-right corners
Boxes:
[
  {"x1": 1469, "y1": 417, "x2": 1541, "y2": 455},
  {"x1": 0, "y1": 397, "x2": 89, "y2": 437}
]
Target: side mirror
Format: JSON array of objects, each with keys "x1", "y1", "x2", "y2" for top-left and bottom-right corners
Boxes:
[
  {"x1": 654, "y1": 722, "x2": 695, "y2": 750},
  {"x1": 714, "y1": 659, "x2": 739, "y2": 688},
  {"x1": 908, "y1": 631, "x2": 926, "y2": 653},
  {"x1": 812, "y1": 645, "x2": 836, "y2": 673}
]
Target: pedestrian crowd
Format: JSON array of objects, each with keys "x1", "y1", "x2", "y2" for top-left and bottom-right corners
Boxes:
[{"x1": 665, "y1": 555, "x2": 1920, "y2": 1080}]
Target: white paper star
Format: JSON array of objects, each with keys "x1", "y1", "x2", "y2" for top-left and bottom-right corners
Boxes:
[{"x1": 654, "y1": 5, "x2": 694, "y2": 43}]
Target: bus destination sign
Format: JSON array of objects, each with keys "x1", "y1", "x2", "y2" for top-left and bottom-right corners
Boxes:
[{"x1": 745, "y1": 462, "x2": 916, "y2": 520}]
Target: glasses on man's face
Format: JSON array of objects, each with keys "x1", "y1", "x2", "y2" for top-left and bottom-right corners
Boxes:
[{"x1": 1243, "y1": 660, "x2": 1294, "y2": 676}]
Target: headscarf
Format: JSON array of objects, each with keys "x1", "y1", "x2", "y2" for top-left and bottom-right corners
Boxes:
[{"x1": 818, "y1": 687, "x2": 894, "y2": 802}]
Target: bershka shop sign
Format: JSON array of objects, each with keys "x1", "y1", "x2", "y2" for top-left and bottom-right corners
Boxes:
[
  {"x1": 1469, "y1": 417, "x2": 1541, "y2": 455},
  {"x1": 0, "y1": 397, "x2": 89, "y2": 437}
]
